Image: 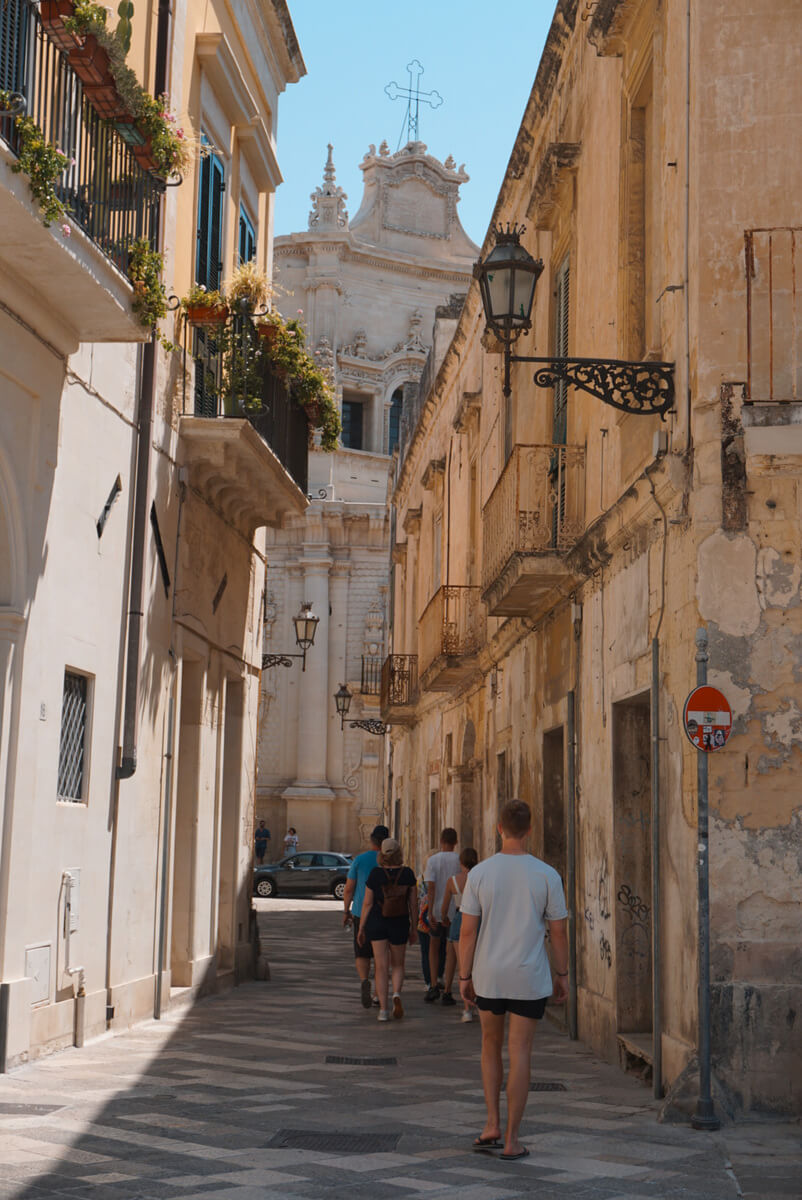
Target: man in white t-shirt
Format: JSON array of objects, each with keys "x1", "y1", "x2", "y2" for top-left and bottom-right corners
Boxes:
[
  {"x1": 459, "y1": 800, "x2": 568, "y2": 1161},
  {"x1": 423, "y1": 828, "x2": 459, "y2": 1002}
]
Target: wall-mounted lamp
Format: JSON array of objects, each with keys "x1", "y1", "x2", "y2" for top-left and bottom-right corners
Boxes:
[
  {"x1": 474, "y1": 224, "x2": 675, "y2": 418},
  {"x1": 334, "y1": 683, "x2": 388, "y2": 736},
  {"x1": 262, "y1": 602, "x2": 319, "y2": 671}
]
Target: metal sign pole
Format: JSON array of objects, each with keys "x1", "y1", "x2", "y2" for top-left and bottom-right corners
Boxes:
[{"x1": 691, "y1": 627, "x2": 720, "y2": 1130}]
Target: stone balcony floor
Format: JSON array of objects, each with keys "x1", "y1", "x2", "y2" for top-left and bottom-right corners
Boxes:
[{"x1": 0, "y1": 900, "x2": 798, "y2": 1199}]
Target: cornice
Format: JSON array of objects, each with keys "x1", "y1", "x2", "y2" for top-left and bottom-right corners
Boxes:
[{"x1": 274, "y1": 233, "x2": 474, "y2": 285}]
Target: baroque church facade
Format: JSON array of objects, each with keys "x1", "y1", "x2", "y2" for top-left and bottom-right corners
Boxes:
[{"x1": 256, "y1": 141, "x2": 477, "y2": 853}]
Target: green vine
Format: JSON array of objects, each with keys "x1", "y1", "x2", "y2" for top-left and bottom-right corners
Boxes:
[
  {"x1": 0, "y1": 92, "x2": 69, "y2": 227},
  {"x1": 255, "y1": 312, "x2": 341, "y2": 450},
  {"x1": 127, "y1": 238, "x2": 174, "y2": 350}
]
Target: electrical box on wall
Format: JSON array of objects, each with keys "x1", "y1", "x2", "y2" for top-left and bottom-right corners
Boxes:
[{"x1": 64, "y1": 869, "x2": 80, "y2": 933}]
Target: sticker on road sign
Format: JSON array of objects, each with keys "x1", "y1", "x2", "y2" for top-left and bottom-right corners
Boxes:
[{"x1": 683, "y1": 685, "x2": 732, "y2": 752}]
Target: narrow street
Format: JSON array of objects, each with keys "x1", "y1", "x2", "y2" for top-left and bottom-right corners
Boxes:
[{"x1": 0, "y1": 902, "x2": 798, "y2": 1200}]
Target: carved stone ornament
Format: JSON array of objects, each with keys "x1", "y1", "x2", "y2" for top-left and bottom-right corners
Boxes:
[
  {"x1": 308, "y1": 144, "x2": 349, "y2": 231},
  {"x1": 526, "y1": 142, "x2": 582, "y2": 223}
]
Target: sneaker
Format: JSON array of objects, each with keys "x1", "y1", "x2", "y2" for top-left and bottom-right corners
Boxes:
[
  {"x1": 441, "y1": 991, "x2": 456, "y2": 1007},
  {"x1": 424, "y1": 986, "x2": 440, "y2": 1003},
  {"x1": 372, "y1": 995, "x2": 381, "y2": 1007},
  {"x1": 377, "y1": 1010, "x2": 390, "y2": 1022},
  {"x1": 392, "y1": 994, "x2": 404, "y2": 1020},
  {"x1": 461, "y1": 1009, "x2": 473, "y2": 1023},
  {"x1": 360, "y1": 979, "x2": 372, "y2": 1009}
]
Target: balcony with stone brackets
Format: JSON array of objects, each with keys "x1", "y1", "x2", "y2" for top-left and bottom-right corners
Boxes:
[
  {"x1": 418, "y1": 586, "x2": 484, "y2": 694},
  {"x1": 179, "y1": 324, "x2": 309, "y2": 535},
  {"x1": 380, "y1": 654, "x2": 419, "y2": 724},
  {"x1": 0, "y1": 1, "x2": 162, "y2": 348},
  {"x1": 481, "y1": 443, "x2": 586, "y2": 619}
]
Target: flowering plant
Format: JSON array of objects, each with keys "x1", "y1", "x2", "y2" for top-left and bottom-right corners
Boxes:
[
  {"x1": 181, "y1": 283, "x2": 227, "y2": 310},
  {"x1": 128, "y1": 238, "x2": 174, "y2": 348},
  {"x1": 0, "y1": 93, "x2": 69, "y2": 226}
]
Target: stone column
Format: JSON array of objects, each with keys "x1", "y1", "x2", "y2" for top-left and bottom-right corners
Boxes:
[
  {"x1": 283, "y1": 556, "x2": 335, "y2": 847},
  {"x1": 326, "y1": 558, "x2": 350, "y2": 788}
]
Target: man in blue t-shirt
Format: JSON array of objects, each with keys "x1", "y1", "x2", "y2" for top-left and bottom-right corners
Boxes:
[{"x1": 343, "y1": 824, "x2": 389, "y2": 1008}]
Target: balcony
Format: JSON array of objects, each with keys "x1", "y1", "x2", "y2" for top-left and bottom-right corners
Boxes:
[
  {"x1": 380, "y1": 655, "x2": 419, "y2": 724},
  {"x1": 179, "y1": 314, "x2": 309, "y2": 534},
  {"x1": 0, "y1": 0, "x2": 162, "y2": 344},
  {"x1": 419, "y1": 586, "x2": 483, "y2": 693},
  {"x1": 360, "y1": 656, "x2": 383, "y2": 696},
  {"x1": 481, "y1": 444, "x2": 585, "y2": 618}
]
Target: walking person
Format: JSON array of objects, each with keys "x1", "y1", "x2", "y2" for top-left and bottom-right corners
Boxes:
[
  {"x1": 440, "y1": 846, "x2": 479, "y2": 1016},
  {"x1": 283, "y1": 827, "x2": 298, "y2": 857},
  {"x1": 357, "y1": 838, "x2": 417, "y2": 1022},
  {"x1": 254, "y1": 821, "x2": 271, "y2": 865},
  {"x1": 459, "y1": 799, "x2": 569, "y2": 1161},
  {"x1": 342, "y1": 824, "x2": 389, "y2": 1008},
  {"x1": 424, "y1": 828, "x2": 459, "y2": 1002}
]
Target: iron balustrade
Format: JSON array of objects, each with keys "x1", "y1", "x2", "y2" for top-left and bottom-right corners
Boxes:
[
  {"x1": 481, "y1": 444, "x2": 586, "y2": 594},
  {"x1": 380, "y1": 654, "x2": 419, "y2": 714},
  {"x1": 0, "y1": 0, "x2": 161, "y2": 269},
  {"x1": 360, "y1": 655, "x2": 383, "y2": 696},
  {"x1": 418, "y1": 585, "x2": 483, "y2": 680},
  {"x1": 182, "y1": 308, "x2": 309, "y2": 495},
  {"x1": 745, "y1": 227, "x2": 802, "y2": 402}
]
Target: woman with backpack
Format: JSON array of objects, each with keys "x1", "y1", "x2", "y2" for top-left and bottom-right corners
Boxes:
[{"x1": 357, "y1": 838, "x2": 417, "y2": 1022}]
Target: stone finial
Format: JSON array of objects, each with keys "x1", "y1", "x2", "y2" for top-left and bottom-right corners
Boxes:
[
  {"x1": 379, "y1": 140, "x2": 390, "y2": 156},
  {"x1": 444, "y1": 154, "x2": 456, "y2": 169},
  {"x1": 405, "y1": 308, "x2": 425, "y2": 351},
  {"x1": 308, "y1": 143, "x2": 349, "y2": 230}
]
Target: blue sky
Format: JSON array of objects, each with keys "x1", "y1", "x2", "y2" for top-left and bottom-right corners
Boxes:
[{"x1": 274, "y1": 2, "x2": 554, "y2": 247}]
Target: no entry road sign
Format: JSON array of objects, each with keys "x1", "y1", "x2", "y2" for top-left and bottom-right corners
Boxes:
[{"x1": 683, "y1": 684, "x2": 732, "y2": 752}]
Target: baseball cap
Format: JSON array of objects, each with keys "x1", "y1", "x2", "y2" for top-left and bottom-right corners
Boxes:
[{"x1": 381, "y1": 837, "x2": 401, "y2": 856}]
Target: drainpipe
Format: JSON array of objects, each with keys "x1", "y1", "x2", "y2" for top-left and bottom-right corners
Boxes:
[
  {"x1": 566, "y1": 688, "x2": 577, "y2": 1040},
  {"x1": 62, "y1": 872, "x2": 86, "y2": 1048},
  {"x1": 154, "y1": 695, "x2": 175, "y2": 1018}
]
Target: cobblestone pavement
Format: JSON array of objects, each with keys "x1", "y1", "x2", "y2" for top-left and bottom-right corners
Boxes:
[{"x1": 0, "y1": 901, "x2": 799, "y2": 1200}]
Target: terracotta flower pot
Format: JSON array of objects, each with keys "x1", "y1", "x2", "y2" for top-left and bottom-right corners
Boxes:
[
  {"x1": 68, "y1": 35, "x2": 111, "y2": 88},
  {"x1": 303, "y1": 401, "x2": 320, "y2": 425},
  {"x1": 83, "y1": 81, "x2": 127, "y2": 121},
  {"x1": 131, "y1": 139, "x2": 158, "y2": 173},
  {"x1": 40, "y1": 0, "x2": 80, "y2": 54},
  {"x1": 256, "y1": 322, "x2": 278, "y2": 345},
  {"x1": 185, "y1": 303, "x2": 229, "y2": 326}
]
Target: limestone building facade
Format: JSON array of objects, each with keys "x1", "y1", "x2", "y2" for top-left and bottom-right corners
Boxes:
[
  {"x1": 386, "y1": 0, "x2": 801, "y2": 1114},
  {"x1": 0, "y1": 0, "x2": 305, "y2": 1067},
  {"x1": 256, "y1": 142, "x2": 477, "y2": 852}
]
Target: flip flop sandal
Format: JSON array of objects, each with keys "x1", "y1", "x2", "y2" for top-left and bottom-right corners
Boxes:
[
  {"x1": 473, "y1": 1135, "x2": 503, "y2": 1151},
  {"x1": 499, "y1": 1147, "x2": 530, "y2": 1161}
]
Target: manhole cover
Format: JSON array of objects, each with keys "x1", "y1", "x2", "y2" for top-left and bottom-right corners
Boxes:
[
  {"x1": 530, "y1": 1081, "x2": 567, "y2": 1092},
  {"x1": 269, "y1": 1129, "x2": 400, "y2": 1154},
  {"x1": 0, "y1": 1103, "x2": 64, "y2": 1116},
  {"x1": 325, "y1": 1055, "x2": 397, "y2": 1066}
]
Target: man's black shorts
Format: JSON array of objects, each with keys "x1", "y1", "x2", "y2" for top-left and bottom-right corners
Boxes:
[
  {"x1": 475, "y1": 995, "x2": 548, "y2": 1019},
  {"x1": 353, "y1": 924, "x2": 373, "y2": 960}
]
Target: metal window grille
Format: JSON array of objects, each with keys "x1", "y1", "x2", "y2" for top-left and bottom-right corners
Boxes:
[{"x1": 58, "y1": 671, "x2": 88, "y2": 802}]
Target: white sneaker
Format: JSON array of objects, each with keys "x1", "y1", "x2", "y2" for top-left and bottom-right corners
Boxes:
[
  {"x1": 377, "y1": 1009, "x2": 390, "y2": 1022},
  {"x1": 461, "y1": 1009, "x2": 473, "y2": 1023}
]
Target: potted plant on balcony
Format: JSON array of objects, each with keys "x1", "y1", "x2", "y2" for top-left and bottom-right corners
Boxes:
[
  {"x1": 181, "y1": 284, "x2": 229, "y2": 326},
  {"x1": 40, "y1": 0, "x2": 82, "y2": 54},
  {"x1": 226, "y1": 261, "x2": 271, "y2": 312}
]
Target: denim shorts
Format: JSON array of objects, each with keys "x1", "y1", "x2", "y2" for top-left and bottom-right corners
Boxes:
[{"x1": 447, "y1": 910, "x2": 462, "y2": 942}]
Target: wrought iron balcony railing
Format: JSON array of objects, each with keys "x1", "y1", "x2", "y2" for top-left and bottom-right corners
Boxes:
[
  {"x1": 181, "y1": 309, "x2": 309, "y2": 494},
  {"x1": 0, "y1": 0, "x2": 161, "y2": 270},
  {"x1": 481, "y1": 444, "x2": 586, "y2": 594},
  {"x1": 360, "y1": 655, "x2": 383, "y2": 696},
  {"x1": 380, "y1": 654, "x2": 419, "y2": 719},
  {"x1": 419, "y1": 586, "x2": 483, "y2": 683}
]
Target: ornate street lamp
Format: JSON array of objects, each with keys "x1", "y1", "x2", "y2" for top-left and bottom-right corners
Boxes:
[
  {"x1": 334, "y1": 683, "x2": 388, "y2": 736},
  {"x1": 474, "y1": 224, "x2": 675, "y2": 417},
  {"x1": 262, "y1": 602, "x2": 319, "y2": 671}
]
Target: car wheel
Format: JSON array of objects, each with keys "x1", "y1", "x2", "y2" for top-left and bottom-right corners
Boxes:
[
  {"x1": 332, "y1": 879, "x2": 346, "y2": 901},
  {"x1": 256, "y1": 877, "x2": 276, "y2": 898}
]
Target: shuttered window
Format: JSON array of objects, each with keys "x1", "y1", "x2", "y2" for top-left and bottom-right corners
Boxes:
[
  {"x1": 553, "y1": 256, "x2": 570, "y2": 445},
  {"x1": 196, "y1": 142, "x2": 225, "y2": 289},
  {"x1": 238, "y1": 205, "x2": 256, "y2": 264},
  {"x1": 0, "y1": 0, "x2": 28, "y2": 96}
]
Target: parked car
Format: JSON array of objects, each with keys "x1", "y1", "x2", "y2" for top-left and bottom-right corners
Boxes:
[{"x1": 253, "y1": 852, "x2": 352, "y2": 899}]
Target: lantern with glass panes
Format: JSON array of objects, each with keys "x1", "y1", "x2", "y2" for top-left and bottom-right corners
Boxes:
[{"x1": 262, "y1": 602, "x2": 319, "y2": 670}]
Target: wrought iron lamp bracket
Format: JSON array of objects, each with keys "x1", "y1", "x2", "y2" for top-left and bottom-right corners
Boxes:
[
  {"x1": 504, "y1": 351, "x2": 675, "y2": 419},
  {"x1": 262, "y1": 652, "x2": 307, "y2": 671},
  {"x1": 347, "y1": 719, "x2": 389, "y2": 736}
]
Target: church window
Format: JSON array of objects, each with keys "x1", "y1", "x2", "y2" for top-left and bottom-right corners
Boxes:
[
  {"x1": 388, "y1": 386, "x2": 404, "y2": 453},
  {"x1": 341, "y1": 392, "x2": 365, "y2": 450}
]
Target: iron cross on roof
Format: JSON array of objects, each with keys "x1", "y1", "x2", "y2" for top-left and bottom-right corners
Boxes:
[{"x1": 384, "y1": 60, "x2": 443, "y2": 147}]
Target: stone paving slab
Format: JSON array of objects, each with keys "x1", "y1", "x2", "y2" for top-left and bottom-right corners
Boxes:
[{"x1": 0, "y1": 900, "x2": 798, "y2": 1199}]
